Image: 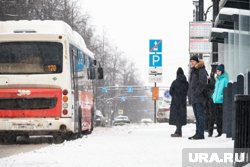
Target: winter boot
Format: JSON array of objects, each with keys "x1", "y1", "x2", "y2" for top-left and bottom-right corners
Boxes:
[{"x1": 171, "y1": 133, "x2": 182, "y2": 137}]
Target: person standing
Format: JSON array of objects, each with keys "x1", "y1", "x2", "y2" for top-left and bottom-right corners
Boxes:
[
  {"x1": 169, "y1": 67, "x2": 189, "y2": 137},
  {"x1": 206, "y1": 66, "x2": 217, "y2": 137},
  {"x1": 206, "y1": 76, "x2": 216, "y2": 137},
  {"x1": 212, "y1": 64, "x2": 229, "y2": 137},
  {"x1": 188, "y1": 55, "x2": 208, "y2": 140}
]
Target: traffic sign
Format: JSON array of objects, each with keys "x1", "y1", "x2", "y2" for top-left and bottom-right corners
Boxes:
[
  {"x1": 127, "y1": 86, "x2": 133, "y2": 93},
  {"x1": 118, "y1": 109, "x2": 124, "y2": 115},
  {"x1": 164, "y1": 90, "x2": 171, "y2": 98},
  {"x1": 149, "y1": 75, "x2": 163, "y2": 83},
  {"x1": 149, "y1": 67, "x2": 162, "y2": 75},
  {"x1": 149, "y1": 39, "x2": 162, "y2": 52},
  {"x1": 101, "y1": 87, "x2": 108, "y2": 93},
  {"x1": 189, "y1": 22, "x2": 212, "y2": 54},
  {"x1": 120, "y1": 96, "x2": 126, "y2": 102},
  {"x1": 149, "y1": 54, "x2": 162, "y2": 67},
  {"x1": 152, "y1": 87, "x2": 159, "y2": 100}
]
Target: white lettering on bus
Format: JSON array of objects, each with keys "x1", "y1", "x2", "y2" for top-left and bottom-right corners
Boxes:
[{"x1": 17, "y1": 90, "x2": 31, "y2": 96}]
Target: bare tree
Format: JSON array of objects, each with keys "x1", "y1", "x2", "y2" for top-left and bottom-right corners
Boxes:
[{"x1": 0, "y1": 0, "x2": 147, "y2": 121}]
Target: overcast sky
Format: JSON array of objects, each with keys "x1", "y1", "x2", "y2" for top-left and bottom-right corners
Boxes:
[{"x1": 81, "y1": 0, "x2": 212, "y2": 87}]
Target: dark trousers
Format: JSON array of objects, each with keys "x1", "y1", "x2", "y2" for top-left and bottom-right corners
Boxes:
[
  {"x1": 208, "y1": 104, "x2": 223, "y2": 135},
  {"x1": 207, "y1": 110, "x2": 215, "y2": 135},
  {"x1": 214, "y1": 104, "x2": 223, "y2": 135},
  {"x1": 192, "y1": 103, "x2": 205, "y2": 137},
  {"x1": 206, "y1": 99, "x2": 216, "y2": 135},
  {"x1": 205, "y1": 98, "x2": 215, "y2": 133}
]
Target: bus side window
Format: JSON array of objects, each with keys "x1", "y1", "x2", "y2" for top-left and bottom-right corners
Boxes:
[
  {"x1": 85, "y1": 55, "x2": 89, "y2": 68},
  {"x1": 88, "y1": 58, "x2": 95, "y2": 80},
  {"x1": 76, "y1": 50, "x2": 84, "y2": 72},
  {"x1": 72, "y1": 48, "x2": 77, "y2": 73}
]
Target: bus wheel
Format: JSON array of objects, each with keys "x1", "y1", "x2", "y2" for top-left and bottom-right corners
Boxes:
[
  {"x1": 4, "y1": 135, "x2": 17, "y2": 144},
  {"x1": 53, "y1": 134, "x2": 65, "y2": 144}
]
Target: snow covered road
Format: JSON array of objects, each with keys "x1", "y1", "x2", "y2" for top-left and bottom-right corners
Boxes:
[{"x1": 0, "y1": 123, "x2": 234, "y2": 167}]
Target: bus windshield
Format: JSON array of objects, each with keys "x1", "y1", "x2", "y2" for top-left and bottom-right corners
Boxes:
[{"x1": 0, "y1": 42, "x2": 63, "y2": 74}]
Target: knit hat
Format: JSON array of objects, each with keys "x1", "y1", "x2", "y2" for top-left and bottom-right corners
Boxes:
[
  {"x1": 190, "y1": 55, "x2": 199, "y2": 62},
  {"x1": 216, "y1": 64, "x2": 225, "y2": 74}
]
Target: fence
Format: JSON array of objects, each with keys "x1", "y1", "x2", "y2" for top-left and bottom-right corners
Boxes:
[
  {"x1": 234, "y1": 95, "x2": 250, "y2": 167},
  {"x1": 223, "y1": 71, "x2": 250, "y2": 167},
  {"x1": 223, "y1": 74, "x2": 244, "y2": 139}
]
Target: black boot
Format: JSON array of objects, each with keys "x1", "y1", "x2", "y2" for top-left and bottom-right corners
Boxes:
[
  {"x1": 215, "y1": 133, "x2": 222, "y2": 137},
  {"x1": 192, "y1": 135, "x2": 205, "y2": 140},
  {"x1": 208, "y1": 131, "x2": 213, "y2": 137},
  {"x1": 188, "y1": 134, "x2": 197, "y2": 140},
  {"x1": 171, "y1": 133, "x2": 182, "y2": 137}
]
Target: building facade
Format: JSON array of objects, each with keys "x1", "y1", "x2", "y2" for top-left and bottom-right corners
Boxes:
[{"x1": 210, "y1": 0, "x2": 250, "y2": 93}]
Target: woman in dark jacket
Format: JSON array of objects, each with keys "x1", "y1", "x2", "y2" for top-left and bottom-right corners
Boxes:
[{"x1": 169, "y1": 67, "x2": 189, "y2": 137}]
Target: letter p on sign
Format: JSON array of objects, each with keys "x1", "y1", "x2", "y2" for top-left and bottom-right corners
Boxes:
[{"x1": 149, "y1": 54, "x2": 162, "y2": 67}]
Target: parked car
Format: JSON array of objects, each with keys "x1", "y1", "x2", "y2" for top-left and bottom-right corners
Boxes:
[
  {"x1": 157, "y1": 108, "x2": 170, "y2": 123},
  {"x1": 95, "y1": 110, "x2": 107, "y2": 127},
  {"x1": 141, "y1": 118, "x2": 153, "y2": 124},
  {"x1": 113, "y1": 116, "x2": 130, "y2": 126},
  {"x1": 156, "y1": 98, "x2": 170, "y2": 123}
]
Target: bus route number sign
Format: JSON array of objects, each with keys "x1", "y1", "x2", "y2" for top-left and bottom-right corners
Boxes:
[{"x1": 47, "y1": 65, "x2": 57, "y2": 72}]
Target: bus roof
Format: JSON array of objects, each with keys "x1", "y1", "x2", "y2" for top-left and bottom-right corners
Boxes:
[{"x1": 0, "y1": 20, "x2": 94, "y2": 59}]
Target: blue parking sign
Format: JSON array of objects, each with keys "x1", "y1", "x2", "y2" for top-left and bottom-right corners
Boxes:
[
  {"x1": 149, "y1": 54, "x2": 162, "y2": 67},
  {"x1": 149, "y1": 39, "x2": 162, "y2": 52}
]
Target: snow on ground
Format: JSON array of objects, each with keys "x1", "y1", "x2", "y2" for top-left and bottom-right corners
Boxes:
[{"x1": 0, "y1": 123, "x2": 234, "y2": 167}]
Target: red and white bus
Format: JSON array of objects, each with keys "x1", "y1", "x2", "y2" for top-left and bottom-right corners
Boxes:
[{"x1": 0, "y1": 20, "x2": 103, "y2": 143}]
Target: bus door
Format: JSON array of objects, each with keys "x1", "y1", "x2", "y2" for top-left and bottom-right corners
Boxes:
[{"x1": 70, "y1": 46, "x2": 81, "y2": 132}]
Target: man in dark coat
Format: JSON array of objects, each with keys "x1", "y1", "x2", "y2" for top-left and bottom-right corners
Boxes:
[
  {"x1": 188, "y1": 55, "x2": 208, "y2": 140},
  {"x1": 169, "y1": 67, "x2": 189, "y2": 137}
]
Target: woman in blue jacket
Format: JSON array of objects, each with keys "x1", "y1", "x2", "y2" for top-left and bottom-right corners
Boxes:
[{"x1": 212, "y1": 64, "x2": 229, "y2": 137}]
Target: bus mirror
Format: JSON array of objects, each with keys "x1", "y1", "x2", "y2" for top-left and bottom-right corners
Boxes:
[
  {"x1": 94, "y1": 60, "x2": 97, "y2": 66},
  {"x1": 98, "y1": 67, "x2": 104, "y2": 80}
]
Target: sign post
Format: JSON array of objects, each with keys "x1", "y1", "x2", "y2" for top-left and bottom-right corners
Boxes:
[{"x1": 149, "y1": 39, "x2": 162, "y2": 123}]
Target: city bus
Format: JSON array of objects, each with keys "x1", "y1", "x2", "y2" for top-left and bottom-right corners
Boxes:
[{"x1": 0, "y1": 20, "x2": 103, "y2": 143}]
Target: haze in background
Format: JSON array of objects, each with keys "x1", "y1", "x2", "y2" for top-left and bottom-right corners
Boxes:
[{"x1": 81, "y1": 0, "x2": 213, "y2": 87}]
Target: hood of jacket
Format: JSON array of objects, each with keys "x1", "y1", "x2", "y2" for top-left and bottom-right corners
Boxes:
[
  {"x1": 177, "y1": 67, "x2": 184, "y2": 76},
  {"x1": 177, "y1": 73, "x2": 187, "y2": 83},
  {"x1": 194, "y1": 60, "x2": 205, "y2": 70}
]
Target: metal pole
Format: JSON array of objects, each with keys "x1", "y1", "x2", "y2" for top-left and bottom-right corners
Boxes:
[
  {"x1": 154, "y1": 82, "x2": 157, "y2": 123},
  {"x1": 199, "y1": 0, "x2": 204, "y2": 21},
  {"x1": 212, "y1": 0, "x2": 219, "y2": 62},
  {"x1": 196, "y1": 5, "x2": 199, "y2": 21}
]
